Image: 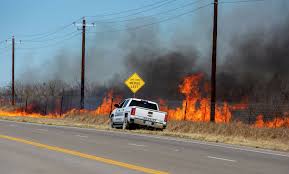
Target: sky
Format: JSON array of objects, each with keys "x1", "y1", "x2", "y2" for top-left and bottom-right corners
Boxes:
[{"x1": 0, "y1": 0, "x2": 288, "y2": 87}]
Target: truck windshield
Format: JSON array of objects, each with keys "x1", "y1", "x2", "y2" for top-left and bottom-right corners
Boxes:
[{"x1": 129, "y1": 100, "x2": 158, "y2": 110}]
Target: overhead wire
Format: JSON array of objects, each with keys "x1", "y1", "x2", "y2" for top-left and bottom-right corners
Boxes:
[
  {"x1": 10, "y1": 1, "x2": 179, "y2": 43},
  {"x1": 11, "y1": 1, "x2": 178, "y2": 40},
  {"x1": 87, "y1": 2, "x2": 213, "y2": 35},
  {"x1": 18, "y1": 31, "x2": 82, "y2": 50},
  {"x1": 16, "y1": 17, "x2": 83, "y2": 39},
  {"x1": 87, "y1": 0, "x2": 267, "y2": 35},
  {"x1": 8, "y1": 0, "x2": 197, "y2": 45},
  {"x1": 219, "y1": 0, "x2": 265, "y2": 4},
  {"x1": 4, "y1": 0, "x2": 268, "y2": 50},
  {"x1": 92, "y1": 0, "x2": 208, "y2": 24},
  {"x1": 91, "y1": 0, "x2": 182, "y2": 22},
  {"x1": 9, "y1": 0, "x2": 176, "y2": 41},
  {"x1": 86, "y1": 0, "x2": 174, "y2": 18},
  {"x1": 0, "y1": 45, "x2": 9, "y2": 50},
  {"x1": 0, "y1": 45, "x2": 11, "y2": 55},
  {"x1": 0, "y1": 40, "x2": 6, "y2": 45},
  {"x1": 22, "y1": 30, "x2": 80, "y2": 43}
]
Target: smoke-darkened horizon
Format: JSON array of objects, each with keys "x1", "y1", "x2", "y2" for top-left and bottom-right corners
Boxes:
[{"x1": 11, "y1": 3, "x2": 289, "y2": 103}]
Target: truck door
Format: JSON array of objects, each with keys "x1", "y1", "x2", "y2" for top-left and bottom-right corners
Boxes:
[
  {"x1": 114, "y1": 100, "x2": 129, "y2": 121},
  {"x1": 114, "y1": 100, "x2": 125, "y2": 122},
  {"x1": 118, "y1": 99, "x2": 130, "y2": 121}
]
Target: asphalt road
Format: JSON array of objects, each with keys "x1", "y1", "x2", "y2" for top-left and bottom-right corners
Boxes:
[{"x1": 0, "y1": 120, "x2": 288, "y2": 174}]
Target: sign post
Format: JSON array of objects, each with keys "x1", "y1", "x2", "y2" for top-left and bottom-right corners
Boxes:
[{"x1": 124, "y1": 73, "x2": 145, "y2": 98}]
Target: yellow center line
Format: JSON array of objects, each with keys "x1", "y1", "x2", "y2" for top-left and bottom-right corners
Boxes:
[{"x1": 0, "y1": 134, "x2": 168, "y2": 174}]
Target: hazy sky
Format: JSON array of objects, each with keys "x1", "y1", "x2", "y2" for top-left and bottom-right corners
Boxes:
[{"x1": 0, "y1": 0, "x2": 288, "y2": 86}]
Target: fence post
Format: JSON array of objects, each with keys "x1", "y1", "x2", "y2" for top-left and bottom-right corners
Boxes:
[
  {"x1": 224, "y1": 103, "x2": 228, "y2": 123},
  {"x1": 184, "y1": 100, "x2": 188, "y2": 121},
  {"x1": 60, "y1": 95, "x2": 64, "y2": 116},
  {"x1": 69, "y1": 96, "x2": 72, "y2": 111},
  {"x1": 109, "y1": 97, "x2": 114, "y2": 115},
  {"x1": 274, "y1": 115, "x2": 277, "y2": 128},
  {"x1": 203, "y1": 103, "x2": 207, "y2": 122},
  {"x1": 248, "y1": 105, "x2": 252, "y2": 125},
  {"x1": 45, "y1": 97, "x2": 48, "y2": 115},
  {"x1": 25, "y1": 96, "x2": 28, "y2": 112}
]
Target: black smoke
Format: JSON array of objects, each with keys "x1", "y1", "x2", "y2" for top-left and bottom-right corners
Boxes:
[
  {"x1": 14, "y1": 4, "x2": 289, "y2": 104},
  {"x1": 217, "y1": 16, "x2": 289, "y2": 103}
]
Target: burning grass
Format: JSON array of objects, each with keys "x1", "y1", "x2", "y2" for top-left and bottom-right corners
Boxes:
[{"x1": 0, "y1": 73, "x2": 289, "y2": 151}]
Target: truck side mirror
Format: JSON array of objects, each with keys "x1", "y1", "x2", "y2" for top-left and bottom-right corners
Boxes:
[{"x1": 114, "y1": 104, "x2": 120, "y2": 108}]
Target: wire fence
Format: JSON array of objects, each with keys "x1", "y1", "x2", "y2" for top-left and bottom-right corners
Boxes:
[
  {"x1": 1, "y1": 95, "x2": 289, "y2": 127},
  {"x1": 0, "y1": 95, "x2": 104, "y2": 116}
]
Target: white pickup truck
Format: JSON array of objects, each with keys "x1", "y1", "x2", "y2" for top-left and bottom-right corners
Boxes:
[{"x1": 110, "y1": 98, "x2": 167, "y2": 130}]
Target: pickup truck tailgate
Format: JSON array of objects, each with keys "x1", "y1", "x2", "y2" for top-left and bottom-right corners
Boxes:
[{"x1": 134, "y1": 107, "x2": 166, "y2": 122}]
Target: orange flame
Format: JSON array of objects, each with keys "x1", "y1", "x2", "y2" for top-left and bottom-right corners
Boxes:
[
  {"x1": 0, "y1": 106, "x2": 57, "y2": 118},
  {"x1": 254, "y1": 114, "x2": 289, "y2": 128},
  {"x1": 95, "y1": 90, "x2": 122, "y2": 115},
  {"x1": 161, "y1": 74, "x2": 231, "y2": 123},
  {"x1": 0, "y1": 90, "x2": 122, "y2": 118},
  {"x1": 1, "y1": 74, "x2": 289, "y2": 129}
]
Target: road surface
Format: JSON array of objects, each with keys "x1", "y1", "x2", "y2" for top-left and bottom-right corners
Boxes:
[{"x1": 0, "y1": 119, "x2": 288, "y2": 174}]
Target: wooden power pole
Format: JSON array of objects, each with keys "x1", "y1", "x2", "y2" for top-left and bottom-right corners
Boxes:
[
  {"x1": 80, "y1": 18, "x2": 86, "y2": 110},
  {"x1": 12, "y1": 36, "x2": 15, "y2": 106},
  {"x1": 210, "y1": 0, "x2": 218, "y2": 122},
  {"x1": 74, "y1": 18, "x2": 95, "y2": 109}
]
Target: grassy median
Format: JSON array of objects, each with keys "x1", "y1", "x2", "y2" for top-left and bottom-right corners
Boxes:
[{"x1": 0, "y1": 112, "x2": 288, "y2": 152}]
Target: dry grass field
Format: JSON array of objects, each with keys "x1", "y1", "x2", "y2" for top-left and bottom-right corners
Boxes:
[{"x1": 0, "y1": 110, "x2": 288, "y2": 152}]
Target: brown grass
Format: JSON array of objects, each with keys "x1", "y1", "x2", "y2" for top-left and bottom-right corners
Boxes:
[{"x1": 0, "y1": 112, "x2": 288, "y2": 152}]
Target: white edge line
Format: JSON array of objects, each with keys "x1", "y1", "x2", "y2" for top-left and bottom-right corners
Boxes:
[
  {"x1": 0, "y1": 119, "x2": 289, "y2": 158},
  {"x1": 36, "y1": 129, "x2": 48, "y2": 132},
  {"x1": 75, "y1": 135, "x2": 88, "y2": 138},
  {"x1": 207, "y1": 156, "x2": 236, "y2": 162},
  {"x1": 128, "y1": 143, "x2": 146, "y2": 147}
]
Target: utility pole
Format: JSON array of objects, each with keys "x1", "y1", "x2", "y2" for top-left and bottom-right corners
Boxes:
[
  {"x1": 12, "y1": 36, "x2": 15, "y2": 106},
  {"x1": 210, "y1": 0, "x2": 218, "y2": 123},
  {"x1": 7, "y1": 36, "x2": 21, "y2": 106},
  {"x1": 74, "y1": 18, "x2": 95, "y2": 110},
  {"x1": 81, "y1": 18, "x2": 86, "y2": 110}
]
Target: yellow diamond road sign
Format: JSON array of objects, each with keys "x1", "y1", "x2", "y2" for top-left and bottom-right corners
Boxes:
[{"x1": 125, "y1": 73, "x2": 145, "y2": 94}]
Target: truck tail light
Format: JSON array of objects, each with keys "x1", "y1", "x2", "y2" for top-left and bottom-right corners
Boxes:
[
  {"x1": 131, "y1": 108, "x2": 136, "y2": 116},
  {"x1": 164, "y1": 114, "x2": 168, "y2": 122}
]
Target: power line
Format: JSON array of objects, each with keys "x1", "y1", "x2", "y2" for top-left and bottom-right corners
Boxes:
[
  {"x1": 3, "y1": 1, "x2": 174, "y2": 41},
  {"x1": 92, "y1": 0, "x2": 182, "y2": 22},
  {"x1": 22, "y1": 30, "x2": 79, "y2": 43},
  {"x1": 6, "y1": 1, "x2": 176, "y2": 41},
  {"x1": 92, "y1": 0, "x2": 208, "y2": 24},
  {"x1": 17, "y1": 17, "x2": 83, "y2": 38},
  {"x1": 10, "y1": 1, "x2": 209, "y2": 49},
  {"x1": 85, "y1": 0, "x2": 267, "y2": 35},
  {"x1": 1, "y1": 0, "x2": 266, "y2": 44},
  {"x1": 0, "y1": 40, "x2": 6, "y2": 45},
  {"x1": 86, "y1": 0, "x2": 175, "y2": 18},
  {"x1": 219, "y1": 0, "x2": 265, "y2": 4},
  {"x1": 87, "y1": 3, "x2": 213, "y2": 35},
  {"x1": 10, "y1": 0, "x2": 267, "y2": 50},
  {"x1": 17, "y1": 24, "x2": 76, "y2": 43},
  {"x1": 0, "y1": 45, "x2": 11, "y2": 51},
  {"x1": 18, "y1": 31, "x2": 81, "y2": 50}
]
